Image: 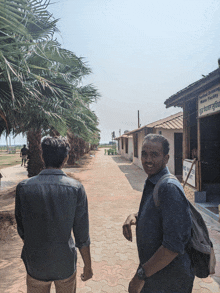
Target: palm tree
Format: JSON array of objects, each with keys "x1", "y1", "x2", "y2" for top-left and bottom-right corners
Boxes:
[
  {"x1": 0, "y1": 1, "x2": 100, "y2": 176},
  {"x1": 0, "y1": 0, "x2": 60, "y2": 134},
  {"x1": 0, "y1": 1, "x2": 63, "y2": 176},
  {"x1": 24, "y1": 41, "x2": 100, "y2": 176},
  {"x1": 0, "y1": 0, "x2": 59, "y2": 105}
]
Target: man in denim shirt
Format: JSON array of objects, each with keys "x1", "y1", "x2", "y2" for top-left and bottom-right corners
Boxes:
[
  {"x1": 15, "y1": 136, "x2": 93, "y2": 293},
  {"x1": 123, "y1": 134, "x2": 194, "y2": 293}
]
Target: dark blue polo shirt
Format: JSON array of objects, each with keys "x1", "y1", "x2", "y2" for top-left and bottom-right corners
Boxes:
[
  {"x1": 136, "y1": 167, "x2": 195, "y2": 293},
  {"x1": 15, "y1": 169, "x2": 90, "y2": 281}
]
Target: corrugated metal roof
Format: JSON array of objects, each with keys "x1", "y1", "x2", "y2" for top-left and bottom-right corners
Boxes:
[
  {"x1": 122, "y1": 112, "x2": 183, "y2": 136},
  {"x1": 115, "y1": 134, "x2": 133, "y2": 140},
  {"x1": 115, "y1": 112, "x2": 183, "y2": 139},
  {"x1": 146, "y1": 112, "x2": 183, "y2": 129},
  {"x1": 151, "y1": 114, "x2": 182, "y2": 129}
]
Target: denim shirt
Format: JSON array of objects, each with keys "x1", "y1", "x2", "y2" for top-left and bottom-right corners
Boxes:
[
  {"x1": 15, "y1": 169, "x2": 90, "y2": 281},
  {"x1": 136, "y1": 167, "x2": 194, "y2": 293}
]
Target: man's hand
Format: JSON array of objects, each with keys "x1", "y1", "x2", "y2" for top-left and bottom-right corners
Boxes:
[
  {"x1": 122, "y1": 213, "x2": 137, "y2": 241},
  {"x1": 81, "y1": 266, "x2": 93, "y2": 281},
  {"x1": 79, "y1": 245, "x2": 93, "y2": 281},
  {"x1": 128, "y1": 274, "x2": 145, "y2": 293}
]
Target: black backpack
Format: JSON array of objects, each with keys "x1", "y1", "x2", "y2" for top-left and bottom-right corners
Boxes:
[{"x1": 153, "y1": 174, "x2": 216, "y2": 278}]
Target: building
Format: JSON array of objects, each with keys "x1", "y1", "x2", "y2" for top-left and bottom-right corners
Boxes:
[
  {"x1": 164, "y1": 67, "x2": 220, "y2": 210},
  {"x1": 116, "y1": 112, "x2": 183, "y2": 176},
  {"x1": 116, "y1": 134, "x2": 133, "y2": 161}
]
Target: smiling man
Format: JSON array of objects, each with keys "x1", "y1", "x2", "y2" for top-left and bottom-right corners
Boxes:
[{"x1": 123, "y1": 134, "x2": 194, "y2": 293}]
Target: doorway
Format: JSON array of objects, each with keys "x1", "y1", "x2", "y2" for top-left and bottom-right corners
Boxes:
[
  {"x1": 200, "y1": 112, "x2": 220, "y2": 202},
  {"x1": 174, "y1": 133, "x2": 183, "y2": 176}
]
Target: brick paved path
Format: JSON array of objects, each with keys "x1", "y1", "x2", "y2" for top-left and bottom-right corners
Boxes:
[
  {"x1": 75, "y1": 149, "x2": 220, "y2": 293},
  {"x1": 74, "y1": 150, "x2": 143, "y2": 293},
  {"x1": 0, "y1": 148, "x2": 220, "y2": 292}
]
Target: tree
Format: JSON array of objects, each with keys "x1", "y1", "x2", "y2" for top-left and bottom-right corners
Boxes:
[
  {"x1": 0, "y1": 0, "x2": 59, "y2": 110},
  {"x1": 0, "y1": 1, "x2": 65, "y2": 175},
  {"x1": 0, "y1": 0, "x2": 100, "y2": 176}
]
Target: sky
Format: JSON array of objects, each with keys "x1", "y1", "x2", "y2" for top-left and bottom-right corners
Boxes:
[{"x1": 1, "y1": 0, "x2": 220, "y2": 145}]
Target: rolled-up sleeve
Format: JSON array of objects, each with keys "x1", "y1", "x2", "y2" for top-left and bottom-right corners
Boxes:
[
  {"x1": 158, "y1": 183, "x2": 192, "y2": 254},
  {"x1": 73, "y1": 184, "x2": 90, "y2": 248},
  {"x1": 15, "y1": 184, "x2": 24, "y2": 240}
]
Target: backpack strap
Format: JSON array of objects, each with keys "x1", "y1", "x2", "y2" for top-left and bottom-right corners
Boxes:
[
  {"x1": 153, "y1": 174, "x2": 213, "y2": 255},
  {"x1": 153, "y1": 173, "x2": 216, "y2": 277},
  {"x1": 153, "y1": 173, "x2": 178, "y2": 207}
]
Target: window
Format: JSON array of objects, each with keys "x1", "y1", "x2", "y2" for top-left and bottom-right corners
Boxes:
[{"x1": 121, "y1": 138, "x2": 124, "y2": 149}]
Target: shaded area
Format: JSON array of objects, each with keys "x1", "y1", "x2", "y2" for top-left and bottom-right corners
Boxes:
[
  {"x1": 64, "y1": 151, "x2": 96, "y2": 170},
  {"x1": 111, "y1": 155, "x2": 146, "y2": 192}
]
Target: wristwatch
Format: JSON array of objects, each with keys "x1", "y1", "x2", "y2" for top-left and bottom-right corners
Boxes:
[{"x1": 137, "y1": 265, "x2": 147, "y2": 280}]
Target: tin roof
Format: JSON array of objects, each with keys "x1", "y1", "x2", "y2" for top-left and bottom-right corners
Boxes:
[
  {"x1": 115, "y1": 112, "x2": 183, "y2": 139},
  {"x1": 147, "y1": 112, "x2": 183, "y2": 129},
  {"x1": 114, "y1": 134, "x2": 133, "y2": 140}
]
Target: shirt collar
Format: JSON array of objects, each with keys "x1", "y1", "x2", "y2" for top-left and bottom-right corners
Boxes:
[
  {"x1": 147, "y1": 166, "x2": 169, "y2": 185},
  {"x1": 39, "y1": 169, "x2": 67, "y2": 176}
]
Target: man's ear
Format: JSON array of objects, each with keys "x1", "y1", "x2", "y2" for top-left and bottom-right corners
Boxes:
[
  {"x1": 61, "y1": 154, "x2": 69, "y2": 167},
  {"x1": 165, "y1": 154, "x2": 169, "y2": 164}
]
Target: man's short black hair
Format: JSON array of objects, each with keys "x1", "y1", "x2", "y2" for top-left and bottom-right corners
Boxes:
[
  {"x1": 143, "y1": 134, "x2": 170, "y2": 156},
  {"x1": 41, "y1": 136, "x2": 70, "y2": 168}
]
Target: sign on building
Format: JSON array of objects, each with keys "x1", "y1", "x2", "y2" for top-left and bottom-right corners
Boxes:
[
  {"x1": 183, "y1": 159, "x2": 196, "y2": 187},
  {"x1": 198, "y1": 85, "x2": 220, "y2": 118}
]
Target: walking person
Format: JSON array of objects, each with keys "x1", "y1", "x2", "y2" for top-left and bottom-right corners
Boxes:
[
  {"x1": 20, "y1": 144, "x2": 28, "y2": 166},
  {"x1": 15, "y1": 136, "x2": 93, "y2": 293},
  {"x1": 123, "y1": 134, "x2": 195, "y2": 293}
]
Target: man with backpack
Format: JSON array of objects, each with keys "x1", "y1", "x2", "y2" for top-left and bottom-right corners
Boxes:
[
  {"x1": 20, "y1": 144, "x2": 28, "y2": 166},
  {"x1": 123, "y1": 134, "x2": 195, "y2": 293}
]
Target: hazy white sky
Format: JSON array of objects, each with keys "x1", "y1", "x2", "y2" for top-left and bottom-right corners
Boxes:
[{"x1": 1, "y1": 0, "x2": 219, "y2": 144}]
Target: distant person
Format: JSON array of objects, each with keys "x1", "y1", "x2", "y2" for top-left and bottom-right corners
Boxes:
[
  {"x1": 15, "y1": 136, "x2": 93, "y2": 293},
  {"x1": 20, "y1": 144, "x2": 28, "y2": 166},
  {"x1": 123, "y1": 134, "x2": 194, "y2": 293}
]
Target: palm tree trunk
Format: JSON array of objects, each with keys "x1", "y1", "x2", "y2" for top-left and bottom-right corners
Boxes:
[
  {"x1": 79, "y1": 138, "x2": 86, "y2": 157},
  {"x1": 27, "y1": 129, "x2": 44, "y2": 177},
  {"x1": 75, "y1": 137, "x2": 80, "y2": 161},
  {"x1": 67, "y1": 131, "x2": 77, "y2": 165}
]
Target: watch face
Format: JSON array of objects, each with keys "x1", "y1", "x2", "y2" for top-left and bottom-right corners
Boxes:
[{"x1": 137, "y1": 267, "x2": 146, "y2": 280}]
